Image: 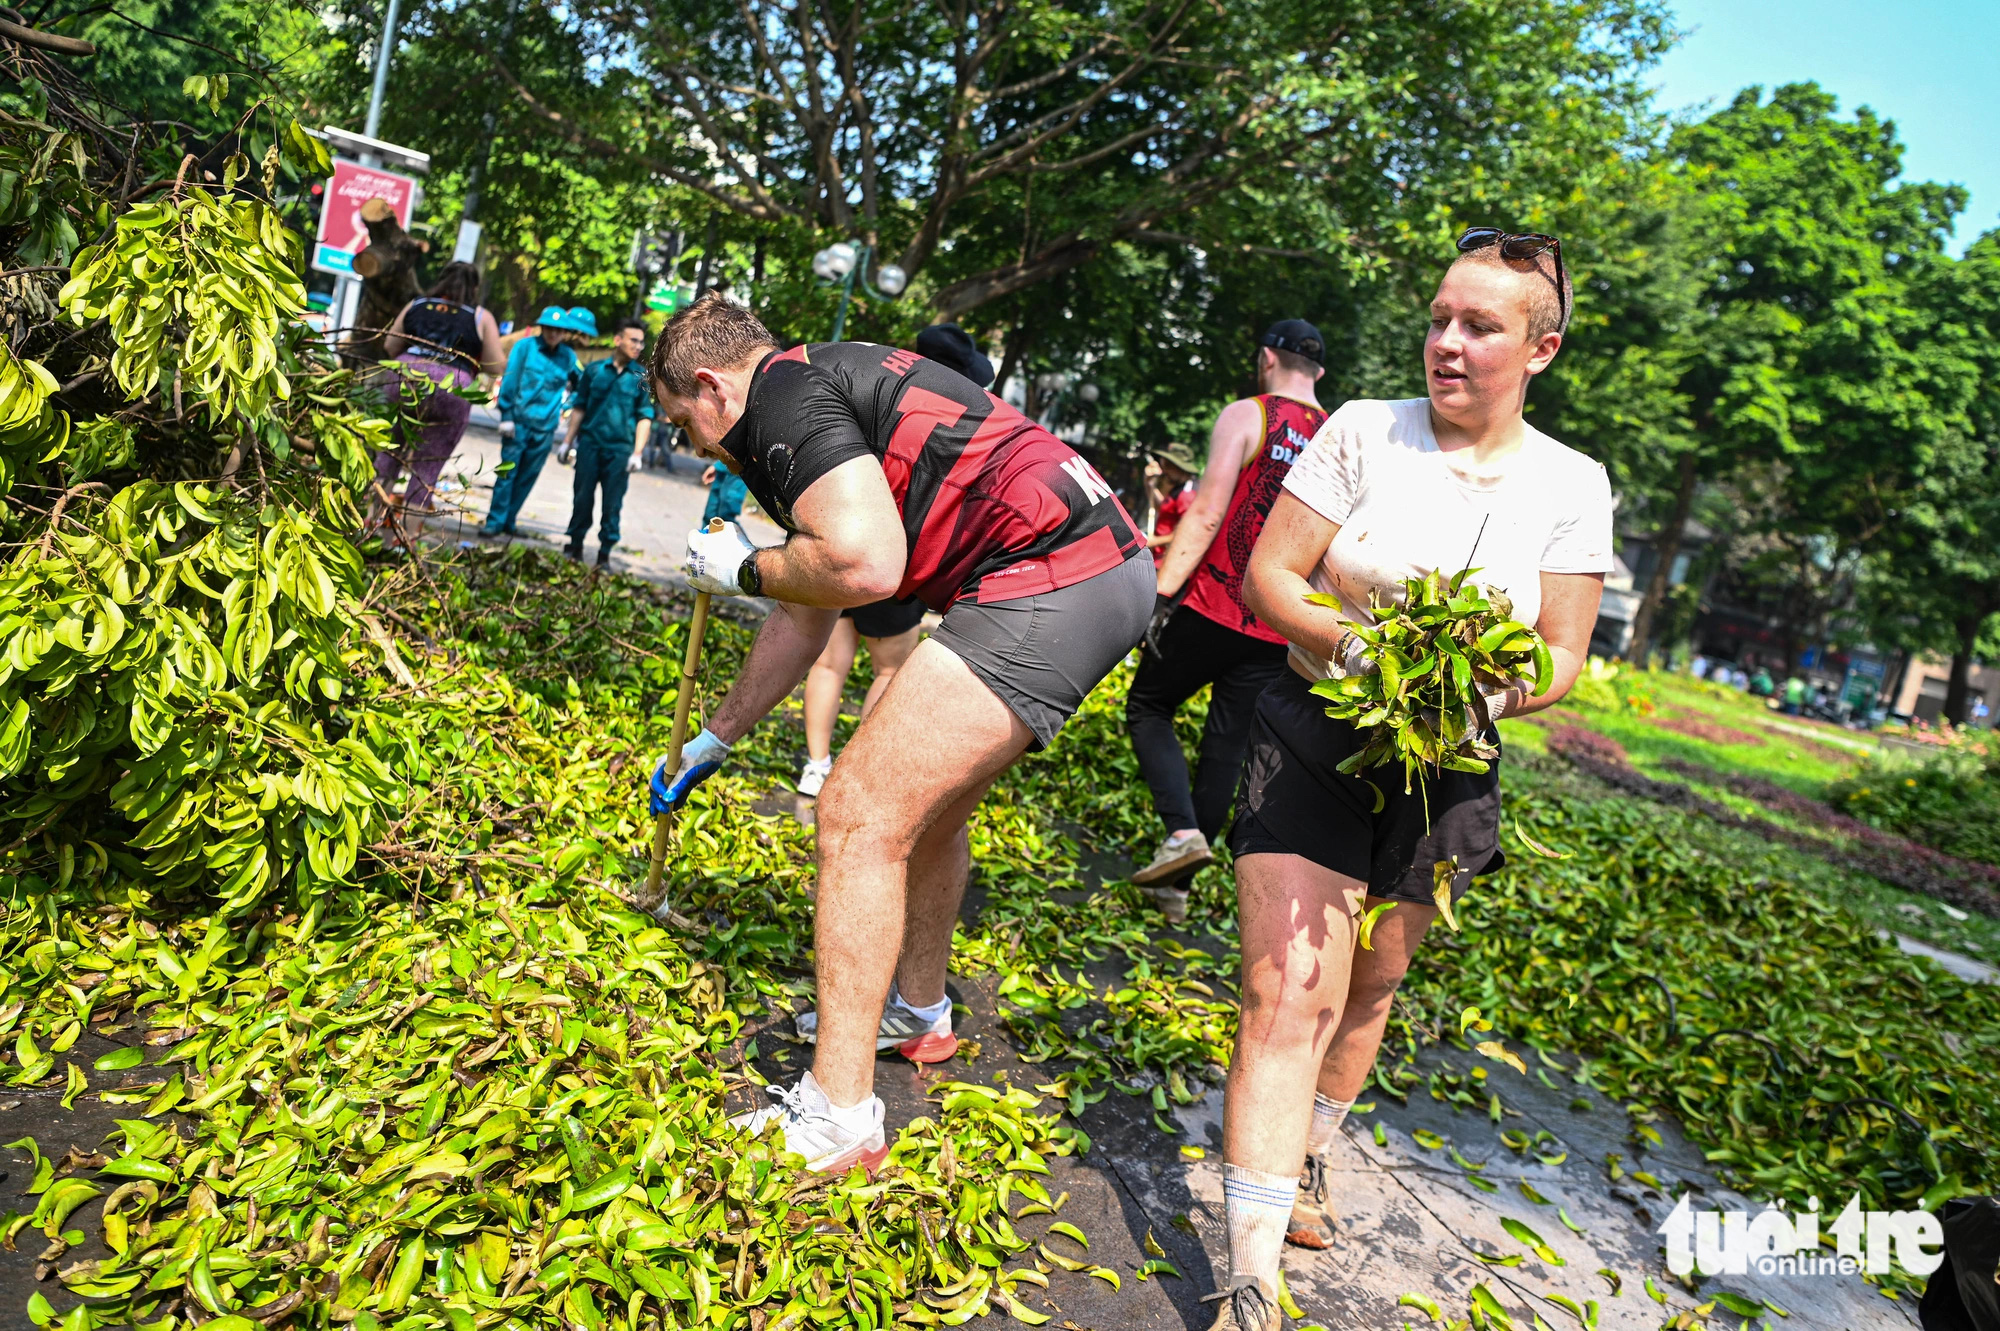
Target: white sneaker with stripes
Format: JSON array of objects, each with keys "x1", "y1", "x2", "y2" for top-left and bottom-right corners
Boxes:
[{"x1": 795, "y1": 985, "x2": 958, "y2": 1063}]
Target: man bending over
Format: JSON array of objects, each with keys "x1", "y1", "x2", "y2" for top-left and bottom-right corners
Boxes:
[{"x1": 645, "y1": 295, "x2": 1154, "y2": 1172}]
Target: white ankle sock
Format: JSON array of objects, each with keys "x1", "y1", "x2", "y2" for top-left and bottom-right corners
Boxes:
[
  {"x1": 890, "y1": 984, "x2": 952, "y2": 1024},
  {"x1": 1307, "y1": 1093, "x2": 1354, "y2": 1155},
  {"x1": 1222, "y1": 1163, "x2": 1294, "y2": 1289},
  {"x1": 799, "y1": 1070, "x2": 878, "y2": 1124}
]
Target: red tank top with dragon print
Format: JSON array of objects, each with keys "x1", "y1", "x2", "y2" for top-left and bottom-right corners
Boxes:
[{"x1": 1181, "y1": 394, "x2": 1328, "y2": 643}]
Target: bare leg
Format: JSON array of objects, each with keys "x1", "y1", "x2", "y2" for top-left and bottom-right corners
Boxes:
[
  {"x1": 1224, "y1": 852, "x2": 1367, "y2": 1177},
  {"x1": 892, "y1": 811, "x2": 974, "y2": 1009},
  {"x1": 810, "y1": 639, "x2": 1031, "y2": 1108},
  {"x1": 803, "y1": 618, "x2": 860, "y2": 764},
  {"x1": 857, "y1": 625, "x2": 921, "y2": 723},
  {"x1": 1315, "y1": 897, "x2": 1438, "y2": 1102}
]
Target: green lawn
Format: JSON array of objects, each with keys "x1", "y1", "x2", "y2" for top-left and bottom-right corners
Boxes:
[
  {"x1": 1497, "y1": 671, "x2": 2000, "y2": 966},
  {"x1": 1551, "y1": 671, "x2": 1871, "y2": 795}
]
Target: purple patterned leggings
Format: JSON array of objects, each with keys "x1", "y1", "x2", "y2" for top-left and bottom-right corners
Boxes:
[{"x1": 371, "y1": 357, "x2": 474, "y2": 513}]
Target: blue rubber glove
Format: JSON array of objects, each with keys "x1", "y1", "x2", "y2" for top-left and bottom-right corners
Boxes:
[{"x1": 649, "y1": 728, "x2": 732, "y2": 814}]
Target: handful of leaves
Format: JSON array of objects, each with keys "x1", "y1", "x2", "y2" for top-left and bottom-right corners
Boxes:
[{"x1": 1308, "y1": 568, "x2": 1552, "y2": 788}]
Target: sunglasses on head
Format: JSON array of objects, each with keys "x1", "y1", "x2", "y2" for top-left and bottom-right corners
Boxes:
[{"x1": 1456, "y1": 227, "x2": 1568, "y2": 332}]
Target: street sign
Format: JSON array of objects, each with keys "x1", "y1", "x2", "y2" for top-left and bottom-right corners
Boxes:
[
  {"x1": 646, "y1": 280, "x2": 694, "y2": 314},
  {"x1": 313, "y1": 159, "x2": 420, "y2": 277},
  {"x1": 452, "y1": 219, "x2": 482, "y2": 264}
]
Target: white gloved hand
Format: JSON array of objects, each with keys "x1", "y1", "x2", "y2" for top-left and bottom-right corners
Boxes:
[
  {"x1": 626, "y1": 450, "x2": 643, "y2": 473},
  {"x1": 684, "y1": 520, "x2": 758, "y2": 595},
  {"x1": 1331, "y1": 629, "x2": 1375, "y2": 676},
  {"x1": 498, "y1": 420, "x2": 516, "y2": 440},
  {"x1": 1465, "y1": 683, "x2": 1520, "y2": 732},
  {"x1": 556, "y1": 441, "x2": 575, "y2": 466}
]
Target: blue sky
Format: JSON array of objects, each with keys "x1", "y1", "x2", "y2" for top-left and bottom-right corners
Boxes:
[{"x1": 1650, "y1": 0, "x2": 1999, "y2": 253}]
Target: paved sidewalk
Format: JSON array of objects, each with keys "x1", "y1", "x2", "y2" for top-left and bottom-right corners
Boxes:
[
  {"x1": 423, "y1": 412, "x2": 787, "y2": 573},
  {"x1": 734, "y1": 860, "x2": 1923, "y2": 1331}
]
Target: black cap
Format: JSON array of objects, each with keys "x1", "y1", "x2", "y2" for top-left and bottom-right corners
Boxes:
[
  {"x1": 915, "y1": 323, "x2": 995, "y2": 388},
  {"x1": 1259, "y1": 319, "x2": 1325, "y2": 365}
]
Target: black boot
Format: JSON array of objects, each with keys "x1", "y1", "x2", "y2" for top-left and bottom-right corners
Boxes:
[
  {"x1": 595, "y1": 544, "x2": 614, "y2": 569},
  {"x1": 563, "y1": 541, "x2": 582, "y2": 561}
]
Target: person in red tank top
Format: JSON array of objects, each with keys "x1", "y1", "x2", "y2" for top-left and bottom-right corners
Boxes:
[{"x1": 1123, "y1": 321, "x2": 1329, "y2": 914}]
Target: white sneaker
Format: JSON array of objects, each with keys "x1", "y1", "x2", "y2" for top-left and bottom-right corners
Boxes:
[
  {"x1": 797, "y1": 755, "x2": 833, "y2": 798},
  {"x1": 730, "y1": 1072, "x2": 888, "y2": 1174},
  {"x1": 1133, "y1": 829, "x2": 1213, "y2": 885},
  {"x1": 795, "y1": 986, "x2": 959, "y2": 1063}
]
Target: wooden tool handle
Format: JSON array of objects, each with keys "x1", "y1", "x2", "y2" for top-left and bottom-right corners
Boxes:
[{"x1": 641, "y1": 518, "x2": 731, "y2": 903}]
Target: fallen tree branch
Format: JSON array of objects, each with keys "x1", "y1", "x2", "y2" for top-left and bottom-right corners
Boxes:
[{"x1": 0, "y1": 14, "x2": 96, "y2": 55}]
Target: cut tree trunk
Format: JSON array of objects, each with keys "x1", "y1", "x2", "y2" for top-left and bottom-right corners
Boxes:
[
  {"x1": 1944, "y1": 614, "x2": 1981, "y2": 726},
  {"x1": 1626, "y1": 451, "x2": 1699, "y2": 665},
  {"x1": 344, "y1": 198, "x2": 428, "y2": 367}
]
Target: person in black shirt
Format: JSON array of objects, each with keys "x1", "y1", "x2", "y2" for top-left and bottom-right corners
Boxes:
[
  {"x1": 793, "y1": 325, "x2": 991, "y2": 799},
  {"x1": 644, "y1": 296, "x2": 1152, "y2": 1173}
]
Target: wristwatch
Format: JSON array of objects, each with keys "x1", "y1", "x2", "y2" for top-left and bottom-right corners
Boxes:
[{"x1": 736, "y1": 548, "x2": 764, "y2": 598}]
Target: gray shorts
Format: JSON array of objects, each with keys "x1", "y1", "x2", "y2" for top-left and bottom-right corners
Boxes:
[{"x1": 931, "y1": 553, "x2": 1155, "y2": 749}]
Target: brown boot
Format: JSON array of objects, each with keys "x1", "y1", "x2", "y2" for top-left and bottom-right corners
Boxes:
[{"x1": 1287, "y1": 1152, "x2": 1338, "y2": 1249}]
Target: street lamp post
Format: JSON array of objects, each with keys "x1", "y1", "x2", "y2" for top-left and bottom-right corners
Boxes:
[{"x1": 812, "y1": 241, "x2": 908, "y2": 340}]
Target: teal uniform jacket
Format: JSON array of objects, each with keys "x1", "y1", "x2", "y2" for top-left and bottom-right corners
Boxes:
[
  {"x1": 566, "y1": 355, "x2": 656, "y2": 551},
  {"x1": 572, "y1": 356, "x2": 655, "y2": 451},
  {"x1": 496, "y1": 337, "x2": 580, "y2": 434}
]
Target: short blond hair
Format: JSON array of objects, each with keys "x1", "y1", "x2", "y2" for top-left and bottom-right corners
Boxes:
[
  {"x1": 1449, "y1": 244, "x2": 1572, "y2": 340},
  {"x1": 650, "y1": 293, "x2": 778, "y2": 397}
]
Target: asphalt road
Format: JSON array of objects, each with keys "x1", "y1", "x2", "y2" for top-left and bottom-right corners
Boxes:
[{"x1": 422, "y1": 409, "x2": 788, "y2": 576}]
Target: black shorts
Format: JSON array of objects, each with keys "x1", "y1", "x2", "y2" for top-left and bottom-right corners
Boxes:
[
  {"x1": 843, "y1": 597, "x2": 926, "y2": 639},
  {"x1": 1230, "y1": 667, "x2": 1505, "y2": 904},
  {"x1": 931, "y1": 553, "x2": 1155, "y2": 750}
]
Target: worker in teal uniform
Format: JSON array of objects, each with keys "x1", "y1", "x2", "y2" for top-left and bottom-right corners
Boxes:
[
  {"x1": 484, "y1": 305, "x2": 584, "y2": 537},
  {"x1": 560, "y1": 316, "x2": 654, "y2": 568}
]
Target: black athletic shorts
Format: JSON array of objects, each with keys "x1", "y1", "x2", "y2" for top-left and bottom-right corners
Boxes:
[
  {"x1": 1230, "y1": 666, "x2": 1505, "y2": 904},
  {"x1": 931, "y1": 552, "x2": 1155, "y2": 750},
  {"x1": 843, "y1": 597, "x2": 926, "y2": 639}
]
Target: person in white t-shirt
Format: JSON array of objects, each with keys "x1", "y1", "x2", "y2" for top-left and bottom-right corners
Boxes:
[{"x1": 1199, "y1": 230, "x2": 1612, "y2": 1331}]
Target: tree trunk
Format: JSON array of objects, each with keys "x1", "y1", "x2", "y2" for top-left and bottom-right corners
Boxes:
[
  {"x1": 693, "y1": 214, "x2": 719, "y2": 299},
  {"x1": 344, "y1": 198, "x2": 428, "y2": 367},
  {"x1": 1882, "y1": 649, "x2": 1907, "y2": 713},
  {"x1": 992, "y1": 320, "x2": 1033, "y2": 405},
  {"x1": 1626, "y1": 452, "x2": 1699, "y2": 666},
  {"x1": 1944, "y1": 614, "x2": 1981, "y2": 726}
]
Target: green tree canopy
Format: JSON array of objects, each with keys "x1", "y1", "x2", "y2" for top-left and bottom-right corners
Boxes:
[
  {"x1": 1613, "y1": 82, "x2": 1968, "y2": 664},
  {"x1": 1854, "y1": 230, "x2": 2000, "y2": 722},
  {"x1": 310, "y1": 0, "x2": 1672, "y2": 343}
]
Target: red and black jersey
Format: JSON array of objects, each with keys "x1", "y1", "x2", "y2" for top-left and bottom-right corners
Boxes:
[
  {"x1": 719, "y1": 342, "x2": 1143, "y2": 611},
  {"x1": 1182, "y1": 394, "x2": 1328, "y2": 643}
]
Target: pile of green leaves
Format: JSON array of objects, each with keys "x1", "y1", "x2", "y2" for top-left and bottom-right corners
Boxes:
[
  {"x1": 9, "y1": 882, "x2": 1081, "y2": 1331},
  {"x1": 1827, "y1": 747, "x2": 2000, "y2": 868},
  {"x1": 1309, "y1": 569, "x2": 1553, "y2": 788},
  {"x1": 0, "y1": 550, "x2": 1993, "y2": 1330},
  {"x1": 0, "y1": 545, "x2": 1112, "y2": 1330}
]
